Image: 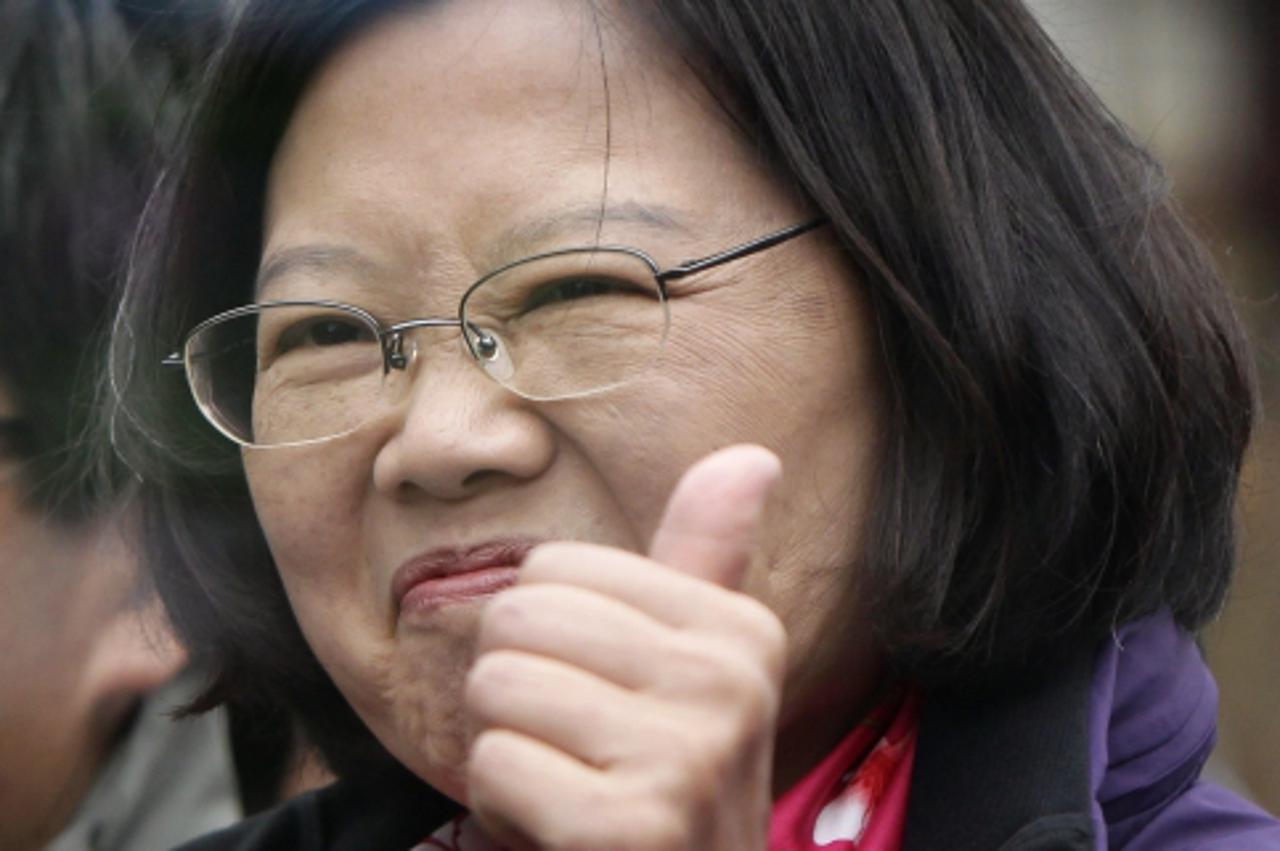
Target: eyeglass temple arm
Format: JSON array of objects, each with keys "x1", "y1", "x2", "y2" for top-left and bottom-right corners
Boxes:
[
  {"x1": 655, "y1": 218, "x2": 825, "y2": 283},
  {"x1": 162, "y1": 353, "x2": 183, "y2": 367}
]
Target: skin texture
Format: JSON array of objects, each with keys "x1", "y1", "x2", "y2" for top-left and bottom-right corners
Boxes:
[
  {"x1": 247, "y1": 1, "x2": 884, "y2": 846},
  {"x1": 0, "y1": 384, "x2": 185, "y2": 850}
]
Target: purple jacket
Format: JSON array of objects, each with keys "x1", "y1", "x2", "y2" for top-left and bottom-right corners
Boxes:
[
  {"x1": 905, "y1": 611, "x2": 1280, "y2": 849},
  {"x1": 1089, "y1": 612, "x2": 1280, "y2": 849}
]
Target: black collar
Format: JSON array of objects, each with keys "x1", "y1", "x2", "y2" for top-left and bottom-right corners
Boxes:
[
  {"x1": 903, "y1": 647, "x2": 1096, "y2": 850},
  {"x1": 176, "y1": 765, "x2": 459, "y2": 851}
]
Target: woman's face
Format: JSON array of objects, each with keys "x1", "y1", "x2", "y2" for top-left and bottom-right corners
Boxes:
[{"x1": 248, "y1": 0, "x2": 882, "y2": 799}]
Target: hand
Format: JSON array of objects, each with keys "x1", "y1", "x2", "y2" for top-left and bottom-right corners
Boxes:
[{"x1": 465, "y1": 445, "x2": 787, "y2": 851}]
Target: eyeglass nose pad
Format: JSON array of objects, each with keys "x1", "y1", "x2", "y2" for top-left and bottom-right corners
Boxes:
[
  {"x1": 384, "y1": 331, "x2": 419, "y2": 372},
  {"x1": 467, "y1": 325, "x2": 515, "y2": 383}
]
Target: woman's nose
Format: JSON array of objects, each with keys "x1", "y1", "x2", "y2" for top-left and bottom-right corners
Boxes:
[{"x1": 370, "y1": 344, "x2": 555, "y2": 501}]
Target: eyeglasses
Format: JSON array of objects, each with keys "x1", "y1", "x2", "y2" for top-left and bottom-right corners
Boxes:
[{"x1": 163, "y1": 219, "x2": 824, "y2": 449}]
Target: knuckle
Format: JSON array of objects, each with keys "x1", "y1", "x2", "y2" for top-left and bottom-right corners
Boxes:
[
  {"x1": 518, "y1": 541, "x2": 574, "y2": 581},
  {"x1": 463, "y1": 650, "x2": 520, "y2": 714},
  {"x1": 642, "y1": 687, "x2": 775, "y2": 796},
  {"x1": 737, "y1": 672, "x2": 782, "y2": 742},
  {"x1": 652, "y1": 630, "x2": 780, "y2": 720},
  {"x1": 541, "y1": 792, "x2": 625, "y2": 851},
  {"x1": 483, "y1": 586, "x2": 531, "y2": 625},
  {"x1": 631, "y1": 765, "x2": 718, "y2": 850},
  {"x1": 713, "y1": 661, "x2": 756, "y2": 700},
  {"x1": 757, "y1": 610, "x2": 789, "y2": 665},
  {"x1": 466, "y1": 728, "x2": 509, "y2": 788},
  {"x1": 476, "y1": 594, "x2": 525, "y2": 651},
  {"x1": 707, "y1": 642, "x2": 779, "y2": 709},
  {"x1": 654, "y1": 631, "x2": 717, "y2": 681},
  {"x1": 733, "y1": 599, "x2": 789, "y2": 674},
  {"x1": 733, "y1": 678, "x2": 780, "y2": 743},
  {"x1": 645, "y1": 720, "x2": 725, "y2": 797}
]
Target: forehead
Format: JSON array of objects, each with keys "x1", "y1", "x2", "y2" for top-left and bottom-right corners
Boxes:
[{"x1": 262, "y1": 0, "x2": 790, "y2": 285}]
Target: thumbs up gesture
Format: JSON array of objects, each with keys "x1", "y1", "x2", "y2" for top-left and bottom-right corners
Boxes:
[{"x1": 465, "y1": 445, "x2": 786, "y2": 850}]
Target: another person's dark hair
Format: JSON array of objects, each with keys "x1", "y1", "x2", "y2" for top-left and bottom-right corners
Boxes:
[
  {"x1": 0, "y1": 0, "x2": 220, "y2": 520},
  {"x1": 107, "y1": 0, "x2": 1255, "y2": 781}
]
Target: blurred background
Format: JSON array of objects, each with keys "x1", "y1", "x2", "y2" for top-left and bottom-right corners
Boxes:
[{"x1": 1029, "y1": 0, "x2": 1280, "y2": 814}]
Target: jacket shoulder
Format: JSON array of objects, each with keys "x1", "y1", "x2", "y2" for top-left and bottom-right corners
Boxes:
[
  {"x1": 174, "y1": 790, "x2": 326, "y2": 851},
  {"x1": 1092, "y1": 612, "x2": 1280, "y2": 848},
  {"x1": 173, "y1": 776, "x2": 459, "y2": 851}
]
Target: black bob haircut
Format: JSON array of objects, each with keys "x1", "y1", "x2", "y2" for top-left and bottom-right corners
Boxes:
[{"x1": 108, "y1": 0, "x2": 1255, "y2": 781}]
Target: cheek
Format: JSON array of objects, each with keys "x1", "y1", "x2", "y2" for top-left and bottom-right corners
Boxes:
[
  {"x1": 245, "y1": 447, "x2": 367, "y2": 586},
  {"x1": 655, "y1": 265, "x2": 882, "y2": 672},
  {"x1": 243, "y1": 447, "x2": 385, "y2": 678},
  {"x1": 657, "y1": 269, "x2": 876, "y2": 464},
  {"x1": 241, "y1": 447, "x2": 478, "y2": 795},
  {"x1": 550, "y1": 399, "x2": 686, "y2": 541}
]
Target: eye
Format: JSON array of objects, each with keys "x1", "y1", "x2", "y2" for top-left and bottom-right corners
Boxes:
[
  {"x1": 520, "y1": 276, "x2": 648, "y2": 313},
  {"x1": 274, "y1": 315, "x2": 377, "y2": 354}
]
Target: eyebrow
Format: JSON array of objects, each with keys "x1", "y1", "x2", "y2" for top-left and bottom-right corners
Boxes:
[
  {"x1": 256, "y1": 200, "x2": 690, "y2": 298},
  {"x1": 256, "y1": 244, "x2": 382, "y2": 299},
  {"x1": 491, "y1": 200, "x2": 689, "y2": 257}
]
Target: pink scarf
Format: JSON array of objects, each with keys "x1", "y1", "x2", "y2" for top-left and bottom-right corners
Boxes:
[{"x1": 768, "y1": 688, "x2": 920, "y2": 851}]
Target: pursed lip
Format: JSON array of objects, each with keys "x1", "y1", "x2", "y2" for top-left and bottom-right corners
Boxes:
[{"x1": 391, "y1": 537, "x2": 542, "y2": 617}]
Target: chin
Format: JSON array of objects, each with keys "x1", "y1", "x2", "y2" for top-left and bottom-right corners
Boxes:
[
  {"x1": 395, "y1": 730, "x2": 471, "y2": 803},
  {"x1": 369, "y1": 660, "x2": 474, "y2": 796}
]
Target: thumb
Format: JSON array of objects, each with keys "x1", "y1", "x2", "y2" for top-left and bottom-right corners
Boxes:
[{"x1": 647, "y1": 444, "x2": 782, "y2": 590}]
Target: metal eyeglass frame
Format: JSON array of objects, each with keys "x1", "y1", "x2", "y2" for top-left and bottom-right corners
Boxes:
[{"x1": 162, "y1": 218, "x2": 825, "y2": 441}]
